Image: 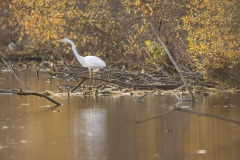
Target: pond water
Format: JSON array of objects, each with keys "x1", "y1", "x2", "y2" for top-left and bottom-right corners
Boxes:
[{"x1": 0, "y1": 65, "x2": 240, "y2": 160}]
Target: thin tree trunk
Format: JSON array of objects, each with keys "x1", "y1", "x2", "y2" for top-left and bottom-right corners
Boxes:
[{"x1": 150, "y1": 24, "x2": 195, "y2": 101}]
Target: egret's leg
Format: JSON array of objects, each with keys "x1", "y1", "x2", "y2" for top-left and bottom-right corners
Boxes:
[
  {"x1": 89, "y1": 69, "x2": 91, "y2": 80},
  {"x1": 89, "y1": 69, "x2": 92, "y2": 86}
]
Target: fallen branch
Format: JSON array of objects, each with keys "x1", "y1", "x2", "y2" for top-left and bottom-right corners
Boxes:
[
  {"x1": 175, "y1": 107, "x2": 240, "y2": 124},
  {"x1": 0, "y1": 89, "x2": 61, "y2": 106},
  {"x1": 135, "y1": 106, "x2": 240, "y2": 124},
  {"x1": 70, "y1": 78, "x2": 87, "y2": 92},
  {"x1": 1, "y1": 58, "x2": 33, "y2": 91},
  {"x1": 135, "y1": 107, "x2": 175, "y2": 123}
]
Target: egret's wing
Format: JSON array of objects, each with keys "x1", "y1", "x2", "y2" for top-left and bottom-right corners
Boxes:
[{"x1": 84, "y1": 56, "x2": 106, "y2": 69}]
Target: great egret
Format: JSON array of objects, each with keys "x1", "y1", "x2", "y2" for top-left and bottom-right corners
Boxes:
[{"x1": 59, "y1": 38, "x2": 106, "y2": 80}]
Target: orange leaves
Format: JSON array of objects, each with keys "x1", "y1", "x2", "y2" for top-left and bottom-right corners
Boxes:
[{"x1": 134, "y1": 0, "x2": 141, "y2": 6}]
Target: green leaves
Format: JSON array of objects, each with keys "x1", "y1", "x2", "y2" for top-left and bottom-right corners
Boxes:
[{"x1": 145, "y1": 40, "x2": 165, "y2": 60}]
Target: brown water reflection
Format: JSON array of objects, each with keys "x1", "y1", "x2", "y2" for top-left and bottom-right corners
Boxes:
[{"x1": 0, "y1": 66, "x2": 240, "y2": 160}]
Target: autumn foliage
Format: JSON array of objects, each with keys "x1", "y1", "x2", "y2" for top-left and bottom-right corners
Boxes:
[
  {"x1": 1, "y1": 0, "x2": 143, "y2": 60},
  {"x1": 181, "y1": 0, "x2": 239, "y2": 78},
  {"x1": 0, "y1": 0, "x2": 239, "y2": 84}
]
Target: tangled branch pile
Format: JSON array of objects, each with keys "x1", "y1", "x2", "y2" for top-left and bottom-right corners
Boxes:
[{"x1": 37, "y1": 62, "x2": 191, "y2": 93}]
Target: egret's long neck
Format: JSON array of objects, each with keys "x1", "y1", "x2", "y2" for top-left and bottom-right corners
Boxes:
[{"x1": 67, "y1": 40, "x2": 86, "y2": 67}]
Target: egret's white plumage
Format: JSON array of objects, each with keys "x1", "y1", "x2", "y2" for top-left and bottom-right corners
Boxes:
[{"x1": 59, "y1": 38, "x2": 106, "y2": 80}]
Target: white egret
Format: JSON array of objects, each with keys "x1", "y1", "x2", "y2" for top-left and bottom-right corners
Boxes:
[{"x1": 59, "y1": 38, "x2": 106, "y2": 80}]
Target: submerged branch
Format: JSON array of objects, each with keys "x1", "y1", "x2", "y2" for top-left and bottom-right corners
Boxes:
[
  {"x1": 136, "y1": 106, "x2": 240, "y2": 124},
  {"x1": 175, "y1": 107, "x2": 240, "y2": 124},
  {"x1": 135, "y1": 108, "x2": 175, "y2": 123}
]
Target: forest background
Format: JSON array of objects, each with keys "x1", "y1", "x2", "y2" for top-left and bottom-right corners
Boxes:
[{"x1": 0, "y1": 0, "x2": 239, "y2": 88}]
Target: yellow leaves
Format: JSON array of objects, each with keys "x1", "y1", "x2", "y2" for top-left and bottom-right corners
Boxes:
[
  {"x1": 19, "y1": 36, "x2": 23, "y2": 42},
  {"x1": 52, "y1": 18, "x2": 61, "y2": 25},
  {"x1": 142, "y1": 4, "x2": 153, "y2": 16},
  {"x1": 229, "y1": 41, "x2": 237, "y2": 48},
  {"x1": 145, "y1": 40, "x2": 151, "y2": 46},
  {"x1": 137, "y1": 27, "x2": 143, "y2": 34},
  {"x1": 37, "y1": 0, "x2": 44, "y2": 6},
  {"x1": 46, "y1": 31, "x2": 51, "y2": 40},
  {"x1": 177, "y1": 25, "x2": 181, "y2": 30},
  {"x1": 126, "y1": 0, "x2": 153, "y2": 16},
  {"x1": 9, "y1": 3, "x2": 13, "y2": 9},
  {"x1": 181, "y1": 0, "x2": 239, "y2": 77},
  {"x1": 134, "y1": 0, "x2": 140, "y2": 6},
  {"x1": 44, "y1": 19, "x2": 50, "y2": 26},
  {"x1": 9, "y1": 0, "x2": 75, "y2": 44},
  {"x1": 176, "y1": 32, "x2": 179, "y2": 38}
]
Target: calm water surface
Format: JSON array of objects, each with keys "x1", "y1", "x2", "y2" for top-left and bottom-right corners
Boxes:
[{"x1": 0, "y1": 66, "x2": 240, "y2": 160}]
